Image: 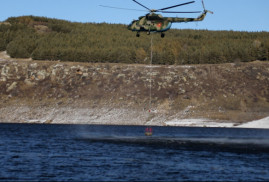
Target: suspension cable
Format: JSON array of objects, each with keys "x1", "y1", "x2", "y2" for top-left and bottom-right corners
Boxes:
[{"x1": 149, "y1": 35, "x2": 153, "y2": 112}]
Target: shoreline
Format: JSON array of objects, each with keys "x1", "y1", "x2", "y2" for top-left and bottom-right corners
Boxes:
[{"x1": 1, "y1": 106, "x2": 268, "y2": 129}]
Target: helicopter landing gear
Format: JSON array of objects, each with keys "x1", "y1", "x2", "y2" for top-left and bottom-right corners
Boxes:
[
  {"x1": 136, "y1": 32, "x2": 140, "y2": 37},
  {"x1": 161, "y1": 33, "x2": 165, "y2": 38}
]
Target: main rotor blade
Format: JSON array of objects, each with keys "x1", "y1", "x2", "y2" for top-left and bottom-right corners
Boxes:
[
  {"x1": 159, "y1": 10, "x2": 201, "y2": 13},
  {"x1": 202, "y1": 0, "x2": 206, "y2": 10},
  {"x1": 132, "y1": 0, "x2": 151, "y2": 11},
  {"x1": 158, "y1": 1, "x2": 195, "y2": 11},
  {"x1": 99, "y1": 5, "x2": 147, "y2": 12}
]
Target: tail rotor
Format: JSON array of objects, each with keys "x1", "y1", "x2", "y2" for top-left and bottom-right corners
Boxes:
[{"x1": 202, "y1": 0, "x2": 213, "y2": 14}]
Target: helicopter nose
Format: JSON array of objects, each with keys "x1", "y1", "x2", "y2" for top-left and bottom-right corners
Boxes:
[{"x1": 127, "y1": 23, "x2": 132, "y2": 30}]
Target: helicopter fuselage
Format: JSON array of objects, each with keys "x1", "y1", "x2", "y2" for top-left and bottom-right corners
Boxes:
[
  {"x1": 127, "y1": 13, "x2": 172, "y2": 33},
  {"x1": 128, "y1": 11, "x2": 209, "y2": 37}
]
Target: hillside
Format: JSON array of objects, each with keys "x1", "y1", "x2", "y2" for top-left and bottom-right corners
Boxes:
[
  {"x1": 0, "y1": 16, "x2": 269, "y2": 65},
  {"x1": 1, "y1": 52, "x2": 269, "y2": 126}
]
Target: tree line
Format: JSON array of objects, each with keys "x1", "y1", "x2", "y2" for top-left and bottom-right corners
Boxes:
[{"x1": 0, "y1": 16, "x2": 268, "y2": 65}]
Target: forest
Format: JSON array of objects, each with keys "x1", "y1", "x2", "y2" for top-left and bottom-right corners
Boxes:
[{"x1": 0, "y1": 16, "x2": 268, "y2": 65}]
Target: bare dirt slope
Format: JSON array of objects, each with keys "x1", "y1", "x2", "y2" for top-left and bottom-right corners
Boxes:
[{"x1": 0, "y1": 52, "x2": 269, "y2": 126}]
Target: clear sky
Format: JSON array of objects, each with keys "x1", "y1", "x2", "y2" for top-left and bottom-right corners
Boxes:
[{"x1": 1, "y1": 0, "x2": 269, "y2": 32}]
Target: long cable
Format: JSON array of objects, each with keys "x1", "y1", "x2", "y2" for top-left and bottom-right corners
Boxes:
[{"x1": 149, "y1": 35, "x2": 153, "y2": 112}]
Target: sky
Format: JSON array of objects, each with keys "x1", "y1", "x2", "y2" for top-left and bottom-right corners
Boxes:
[{"x1": 1, "y1": 0, "x2": 269, "y2": 32}]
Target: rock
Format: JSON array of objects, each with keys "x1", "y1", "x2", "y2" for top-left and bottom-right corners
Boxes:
[
  {"x1": 45, "y1": 119, "x2": 53, "y2": 124},
  {"x1": 0, "y1": 77, "x2": 6, "y2": 82},
  {"x1": 1, "y1": 65, "x2": 9, "y2": 77},
  {"x1": 36, "y1": 70, "x2": 47, "y2": 81},
  {"x1": 183, "y1": 95, "x2": 190, "y2": 100},
  {"x1": 24, "y1": 79, "x2": 36, "y2": 87},
  {"x1": 117, "y1": 74, "x2": 125, "y2": 78},
  {"x1": 6, "y1": 82, "x2": 17, "y2": 92},
  {"x1": 30, "y1": 63, "x2": 38, "y2": 69},
  {"x1": 76, "y1": 69, "x2": 83, "y2": 75},
  {"x1": 189, "y1": 74, "x2": 196, "y2": 80},
  {"x1": 82, "y1": 73, "x2": 89, "y2": 77}
]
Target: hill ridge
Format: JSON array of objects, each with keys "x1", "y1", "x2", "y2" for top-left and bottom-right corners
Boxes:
[{"x1": 0, "y1": 16, "x2": 268, "y2": 64}]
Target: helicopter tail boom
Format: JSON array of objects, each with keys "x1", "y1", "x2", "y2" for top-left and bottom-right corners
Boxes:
[
  {"x1": 166, "y1": 0, "x2": 213, "y2": 23},
  {"x1": 165, "y1": 10, "x2": 207, "y2": 23}
]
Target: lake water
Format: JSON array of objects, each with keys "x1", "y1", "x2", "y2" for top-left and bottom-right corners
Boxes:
[{"x1": 0, "y1": 123, "x2": 269, "y2": 181}]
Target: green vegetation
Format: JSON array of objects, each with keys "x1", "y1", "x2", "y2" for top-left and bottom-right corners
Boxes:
[{"x1": 0, "y1": 16, "x2": 268, "y2": 64}]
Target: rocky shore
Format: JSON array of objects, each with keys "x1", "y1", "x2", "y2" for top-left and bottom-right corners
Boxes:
[{"x1": 1, "y1": 52, "x2": 269, "y2": 127}]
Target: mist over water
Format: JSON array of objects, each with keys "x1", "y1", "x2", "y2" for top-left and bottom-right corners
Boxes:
[{"x1": 0, "y1": 124, "x2": 269, "y2": 181}]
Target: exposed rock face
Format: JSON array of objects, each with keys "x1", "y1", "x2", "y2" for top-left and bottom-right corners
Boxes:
[{"x1": 0, "y1": 57, "x2": 269, "y2": 125}]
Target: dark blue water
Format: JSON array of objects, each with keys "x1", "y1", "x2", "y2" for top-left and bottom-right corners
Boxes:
[{"x1": 0, "y1": 124, "x2": 269, "y2": 181}]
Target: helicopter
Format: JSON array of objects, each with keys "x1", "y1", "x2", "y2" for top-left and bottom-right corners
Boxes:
[
  {"x1": 128, "y1": 0, "x2": 213, "y2": 38},
  {"x1": 101, "y1": 0, "x2": 213, "y2": 38}
]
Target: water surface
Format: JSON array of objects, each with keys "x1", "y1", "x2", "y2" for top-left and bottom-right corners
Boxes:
[{"x1": 0, "y1": 124, "x2": 268, "y2": 181}]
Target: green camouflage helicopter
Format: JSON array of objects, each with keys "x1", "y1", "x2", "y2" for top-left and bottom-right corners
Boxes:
[{"x1": 102, "y1": 0, "x2": 213, "y2": 38}]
